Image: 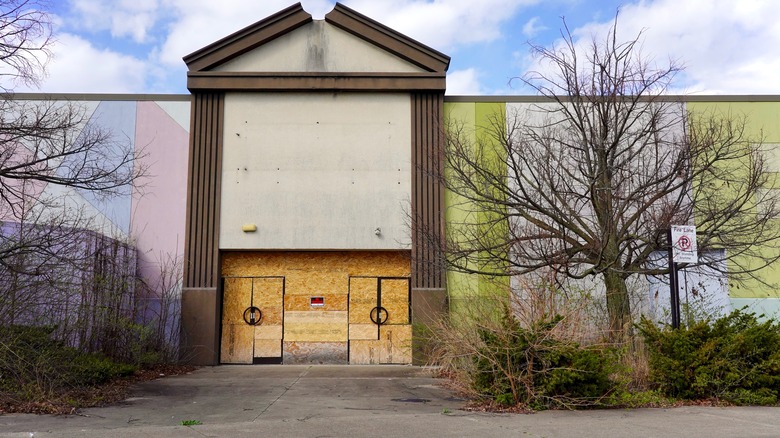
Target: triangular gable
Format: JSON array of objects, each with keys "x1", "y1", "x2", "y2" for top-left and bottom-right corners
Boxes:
[
  {"x1": 183, "y1": 3, "x2": 313, "y2": 72},
  {"x1": 210, "y1": 21, "x2": 428, "y2": 74},
  {"x1": 324, "y1": 3, "x2": 449, "y2": 73},
  {"x1": 184, "y1": 2, "x2": 449, "y2": 91}
]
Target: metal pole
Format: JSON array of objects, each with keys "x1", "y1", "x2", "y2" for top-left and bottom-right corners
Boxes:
[{"x1": 667, "y1": 229, "x2": 680, "y2": 329}]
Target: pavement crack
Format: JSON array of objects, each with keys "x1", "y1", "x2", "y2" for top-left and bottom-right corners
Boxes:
[{"x1": 253, "y1": 365, "x2": 311, "y2": 421}]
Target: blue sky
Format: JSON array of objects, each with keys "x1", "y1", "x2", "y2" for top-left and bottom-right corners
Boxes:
[{"x1": 23, "y1": 0, "x2": 780, "y2": 95}]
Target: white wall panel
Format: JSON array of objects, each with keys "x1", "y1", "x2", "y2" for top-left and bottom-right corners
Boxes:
[{"x1": 220, "y1": 92, "x2": 411, "y2": 250}]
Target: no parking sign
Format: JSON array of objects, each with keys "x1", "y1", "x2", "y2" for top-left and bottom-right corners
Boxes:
[{"x1": 671, "y1": 225, "x2": 698, "y2": 263}]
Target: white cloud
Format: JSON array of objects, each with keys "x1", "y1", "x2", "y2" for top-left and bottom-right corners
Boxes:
[
  {"x1": 157, "y1": 0, "x2": 333, "y2": 67},
  {"x1": 70, "y1": 0, "x2": 161, "y2": 43},
  {"x1": 522, "y1": 16, "x2": 546, "y2": 38},
  {"x1": 24, "y1": 33, "x2": 147, "y2": 93},
  {"x1": 446, "y1": 68, "x2": 484, "y2": 95},
  {"x1": 342, "y1": 0, "x2": 538, "y2": 52},
  {"x1": 551, "y1": 0, "x2": 780, "y2": 94},
  {"x1": 154, "y1": 0, "x2": 539, "y2": 86}
]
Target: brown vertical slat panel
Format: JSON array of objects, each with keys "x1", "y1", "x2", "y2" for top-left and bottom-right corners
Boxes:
[
  {"x1": 183, "y1": 96, "x2": 197, "y2": 287},
  {"x1": 435, "y1": 93, "x2": 444, "y2": 288},
  {"x1": 211, "y1": 95, "x2": 225, "y2": 285},
  {"x1": 203, "y1": 94, "x2": 215, "y2": 286},
  {"x1": 411, "y1": 93, "x2": 445, "y2": 289},
  {"x1": 184, "y1": 93, "x2": 225, "y2": 289}
]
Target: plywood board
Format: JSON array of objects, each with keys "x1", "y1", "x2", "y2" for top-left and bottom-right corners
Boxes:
[
  {"x1": 285, "y1": 294, "x2": 348, "y2": 311},
  {"x1": 379, "y1": 325, "x2": 413, "y2": 364},
  {"x1": 220, "y1": 324, "x2": 254, "y2": 364},
  {"x1": 349, "y1": 277, "x2": 377, "y2": 324},
  {"x1": 252, "y1": 278, "x2": 283, "y2": 325},
  {"x1": 381, "y1": 278, "x2": 410, "y2": 325},
  {"x1": 254, "y1": 324, "x2": 283, "y2": 340},
  {"x1": 286, "y1": 270, "x2": 347, "y2": 295},
  {"x1": 284, "y1": 310, "x2": 348, "y2": 323},
  {"x1": 284, "y1": 310, "x2": 348, "y2": 342},
  {"x1": 349, "y1": 323, "x2": 379, "y2": 340},
  {"x1": 222, "y1": 277, "x2": 252, "y2": 324},
  {"x1": 349, "y1": 340, "x2": 380, "y2": 365},
  {"x1": 254, "y1": 339, "x2": 282, "y2": 358},
  {"x1": 221, "y1": 251, "x2": 411, "y2": 278},
  {"x1": 284, "y1": 342, "x2": 348, "y2": 364}
]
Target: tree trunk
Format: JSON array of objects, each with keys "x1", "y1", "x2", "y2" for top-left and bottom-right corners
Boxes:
[{"x1": 603, "y1": 269, "x2": 631, "y2": 342}]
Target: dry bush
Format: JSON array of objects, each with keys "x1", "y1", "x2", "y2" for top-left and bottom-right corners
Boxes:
[{"x1": 426, "y1": 272, "x2": 623, "y2": 409}]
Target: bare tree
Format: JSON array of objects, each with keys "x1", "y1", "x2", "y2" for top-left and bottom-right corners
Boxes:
[
  {"x1": 0, "y1": 0, "x2": 51, "y2": 90},
  {"x1": 0, "y1": 0, "x2": 145, "y2": 352},
  {"x1": 0, "y1": 0, "x2": 140, "y2": 264},
  {"x1": 441, "y1": 18, "x2": 780, "y2": 339}
]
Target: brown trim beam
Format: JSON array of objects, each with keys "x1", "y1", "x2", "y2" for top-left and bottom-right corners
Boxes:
[
  {"x1": 187, "y1": 72, "x2": 446, "y2": 91},
  {"x1": 325, "y1": 3, "x2": 450, "y2": 73},
  {"x1": 184, "y1": 3, "x2": 312, "y2": 72}
]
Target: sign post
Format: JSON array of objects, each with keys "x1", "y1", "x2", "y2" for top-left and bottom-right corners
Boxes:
[{"x1": 668, "y1": 225, "x2": 697, "y2": 329}]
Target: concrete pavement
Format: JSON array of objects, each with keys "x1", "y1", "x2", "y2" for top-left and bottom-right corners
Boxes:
[{"x1": 1, "y1": 365, "x2": 779, "y2": 437}]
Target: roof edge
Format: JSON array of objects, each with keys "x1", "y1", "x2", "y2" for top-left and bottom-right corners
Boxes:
[
  {"x1": 443, "y1": 95, "x2": 780, "y2": 103},
  {"x1": 325, "y1": 2, "x2": 450, "y2": 73},
  {"x1": 3, "y1": 93, "x2": 191, "y2": 101},
  {"x1": 183, "y1": 3, "x2": 313, "y2": 72}
]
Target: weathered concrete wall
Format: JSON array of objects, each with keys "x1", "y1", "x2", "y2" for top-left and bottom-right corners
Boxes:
[{"x1": 220, "y1": 92, "x2": 412, "y2": 250}]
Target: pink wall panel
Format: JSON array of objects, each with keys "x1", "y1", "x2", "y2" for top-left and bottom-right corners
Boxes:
[{"x1": 133, "y1": 101, "x2": 189, "y2": 295}]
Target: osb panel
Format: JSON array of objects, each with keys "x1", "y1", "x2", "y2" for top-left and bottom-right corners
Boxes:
[
  {"x1": 255, "y1": 304, "x2": 283, "y2": 325},
  {"x1": 379, "y1": 325, "x2": 413, "y2": 364},
  {"x1": 254, "y1": 324, "x2": 283, "y2": 340},
  {"x1": 349, "y1": 323, "x2": 379, "y2": 340},
  {"x1": 285, "y1": 294, "x2": 348, "y2": 311},
  {"x1": 349, "y1": 340, "x2": 380, "y2": 365},
  {"x1": 221, "y1": 251, "x2": 411, "y2": 278},
  {"x1": 381, "y1": 279, "x2": 410, "y2": 325},
  {"x1": 222, "y1": 277, "x2": 252, "y2": 324},
  {"x1": 349, "y1": 277, "x2": 377, "y2": 324},
  {"x1": 284, "y1": 311, "x2": 348, "y2": 342},
  {"x1": 252, "y1": 278, "x2": 283, "y2": 303},
  {"x1": 220, "y1": 324, "x2": 253, "y2": 364},
  {"x1": 284, "y1": 310, "x2": 348, "y2": 323},
  {"x1": 283, "y1": 342, "x2": 348, "y2": 364},
  {"x1": 252, "y1": 278, "x2": 284, "y2": 325},
  {"x1": 254, "y1": 339, "x2": 282, "y2": 358},
  {"x1": 286, "y1": 270, "x2": 348, "y2": 296},
  {"x1": 349, "y1": 326, "x2": 412, "y2": 364}
]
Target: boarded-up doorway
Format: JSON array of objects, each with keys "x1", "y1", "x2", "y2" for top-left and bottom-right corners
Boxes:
[
  {"x1": 348, "y1": 277, "x2": 412, "y2": 364},
  {"x1": 220, "y1": 276, "x2": 284, "y2": 364}
]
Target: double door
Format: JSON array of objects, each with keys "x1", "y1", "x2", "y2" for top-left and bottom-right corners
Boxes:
[
  {"x1": 220, "y1": 275, "x2": 411, "y2": 364},
  {"x1": 220, "y1": 277, "x2": 284, "y2": 364}
]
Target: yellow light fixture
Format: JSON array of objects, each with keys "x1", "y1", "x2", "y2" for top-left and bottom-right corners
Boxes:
[{"x1": 242, "y1": 223, "x2": 257, "y2": 232}]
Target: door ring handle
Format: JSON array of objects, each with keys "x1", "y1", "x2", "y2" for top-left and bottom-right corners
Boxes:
[
  {"x1": 370, "y1": 306, "x2": 388, "y2": 325},
  {"x1": 243, "y1": 306, "x2": 263, "y2": 325}
]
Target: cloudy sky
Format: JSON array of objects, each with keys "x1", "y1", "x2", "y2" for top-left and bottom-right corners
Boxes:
[{"x1": 19, "y1": 0, "x2": 780, "y2": 95}]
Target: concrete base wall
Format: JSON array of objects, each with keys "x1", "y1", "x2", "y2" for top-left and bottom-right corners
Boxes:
[
  {"x1": 181, "y1": 287, "x2": 220, "y2": 365},
  {"x1": 411, "y1": 287, "x2": 448, "y2": 365}
]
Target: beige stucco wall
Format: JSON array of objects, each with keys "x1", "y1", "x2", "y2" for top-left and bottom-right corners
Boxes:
[
  {"x1": 213, "y1": 21, "x2": 423, "y2": 73},
  {"x1": 219, "y1": 91, "x2": 412, "y2": 250}
]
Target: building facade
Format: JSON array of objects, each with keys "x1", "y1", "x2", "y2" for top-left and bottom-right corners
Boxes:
[{"x1": 4, "y1": 3, "x2": 780, "y2": 366}]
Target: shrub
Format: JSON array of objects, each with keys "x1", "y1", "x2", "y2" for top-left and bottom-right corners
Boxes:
[
  {"x1": 0, "y1": 325, "x2": 136, "y2": 402},
  {"x1": 472, "y1": 309, "x2": 615, "y2": 410},
  {"x1": 638, "y1": 309, "x2": 780, "y2": 405}
]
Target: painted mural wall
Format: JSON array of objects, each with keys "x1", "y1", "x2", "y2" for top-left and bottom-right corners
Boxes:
[
  {"x1": 687, "y1": 100, "x2": 780, "y2": 317},
  {"x1": 1, "y1": 96, "x2": 190, "y2": 302},
  {"x1": 4, "y1": 94, "x2": 780, "y2": 337},
  {"x1": 442, "y1": 98, "x2": 780, "y2": 322}
]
